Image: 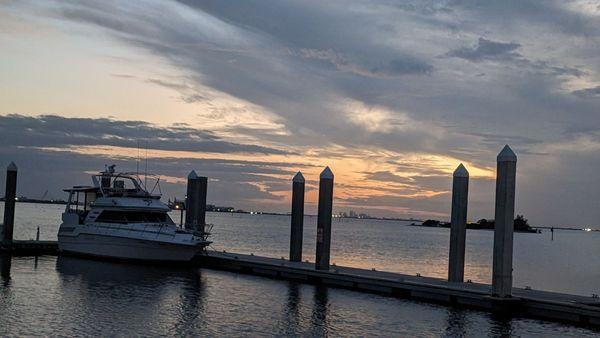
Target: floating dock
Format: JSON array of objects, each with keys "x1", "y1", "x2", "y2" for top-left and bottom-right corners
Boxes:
[
  {"x1": 200, "y1": 251, "x2": 600, "y2": 327},
  {"x1": 11, "y1": 240, "x2": 58, "y2": 256},
  {"x1": 7, "y1": 240, "x2": 600, "y2": 327}
]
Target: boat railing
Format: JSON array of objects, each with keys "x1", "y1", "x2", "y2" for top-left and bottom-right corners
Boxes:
[{"x1": 195, "y1": 223, "x2": 213, "y2": 243}]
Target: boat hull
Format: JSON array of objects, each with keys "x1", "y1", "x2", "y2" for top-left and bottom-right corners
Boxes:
[{"x1": 58, "y1": 233, "x2": 206, "y2": 262}]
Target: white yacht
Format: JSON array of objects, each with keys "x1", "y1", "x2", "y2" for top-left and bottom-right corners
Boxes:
[{"x1": 58, "y1": 165, "x2": 211, "y2": 262}]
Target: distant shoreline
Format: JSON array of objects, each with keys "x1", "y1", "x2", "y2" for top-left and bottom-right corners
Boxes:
[
  {"x1": 3, "y1": 200, "x2": 596, "y2": 231},
  {"x1": 0, "y1": 200, "x2": 420, "y2": 223},
  {"x1": 407, "y1": 222, "x2": 540, "y2": 233},
  {"x1": 0, "y1": 199, "x2": 67, "y2": 205},
  {"x1": 408, "y1": 221, "x2": 599, "y2": 233}
]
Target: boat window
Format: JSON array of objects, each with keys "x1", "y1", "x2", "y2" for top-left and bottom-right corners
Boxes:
[
  {"x1": 95, "y1": 210, "x2": 173, "y2": 224},
  {"x1": 85, "y1": 191, "x2": 97, "y2": 209}
]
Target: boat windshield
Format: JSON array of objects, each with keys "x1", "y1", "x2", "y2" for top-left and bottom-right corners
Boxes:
[
  {"x1": 95, "y1": 210, "x2": 174, "y2": 225},
  {"x1": 97, "y1": 174, "x2": 147, "y2": 198}
]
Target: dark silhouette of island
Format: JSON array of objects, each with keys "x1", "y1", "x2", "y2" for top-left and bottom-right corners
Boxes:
[{"x1": 415, "y1": 214, "x2": 540, "y2": 233}]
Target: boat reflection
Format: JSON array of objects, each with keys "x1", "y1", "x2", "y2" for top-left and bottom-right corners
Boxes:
[{"x1": 55, "y1": 256, "x2": 207, "y2": 333}]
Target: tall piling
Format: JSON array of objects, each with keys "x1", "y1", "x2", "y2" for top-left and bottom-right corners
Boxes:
[
  {"x1": 448, "y1": 164, "x2": 469, "y2": 283},
  {"x1": 289, "y1": 172, "x2": 305, "y2": 262},
  {"x1": 185, "y1": 171, "x2": 208, "y2": 233},
  {"x1": 1, "y1": 162, "x2": 18, "y2": 251},
  {"x1": 492, "y1": 145, "x2": 517, "y2": 297},
  {"x1": 315, "y1": 167, "x2": 334, "y2": 270}
]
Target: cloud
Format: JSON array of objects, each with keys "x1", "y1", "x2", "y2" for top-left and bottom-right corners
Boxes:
[
  {"x1": 363, "y1": 171, "x2": 412, "y2": 185},
  {"x1": 110, "y1": 73, "x2": 136, "y2": 78},
  {"x1": 294, "y1": 48, "x2": 432, "y2": 77},
  {"x1": 447, "y1": 37, "x2": 521, "y2": 61},
  {"x1": 0, "y1": 114, "x2": 288, "y2": 155},
  {"x1": 572, "y1": 86, "x2": 600, "y2": 99}
]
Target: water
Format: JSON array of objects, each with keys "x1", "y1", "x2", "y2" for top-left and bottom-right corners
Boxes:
[{"x1": 1, "y1": 203, "x2": 600, "y2": 336}]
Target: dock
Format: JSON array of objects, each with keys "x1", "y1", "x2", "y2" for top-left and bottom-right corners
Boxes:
[
  {"x1": 200, "y1": 251, "x2": 600, "y2": 327},
  {"x1": 11, "y1": 240, "x2": 59, "y2": 256},
  {"x1": 5, "y1": 240, "x2": 600, "y2": 327}
]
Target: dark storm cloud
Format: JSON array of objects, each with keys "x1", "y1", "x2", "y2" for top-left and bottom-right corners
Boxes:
[
  {"x1": 445, "y1": 37, "x2": 585, "y2": 78},
  {"x1": 0, "y1": 114, "x2": 287, "y2": 155},
  {"x1": 447, "y1": 38, "x2": 521, "y2": 61}
]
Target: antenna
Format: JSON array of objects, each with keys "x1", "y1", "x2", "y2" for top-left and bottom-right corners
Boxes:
[
  {"x1": 136, "y1": 140, "x2": 140, "y2": 178},
  {"x1": 144, "y1": 141, "x2": 148, "y2": 189},
  {"x1": 150, "y1": 177, "x2": 161, "y2": 195}
]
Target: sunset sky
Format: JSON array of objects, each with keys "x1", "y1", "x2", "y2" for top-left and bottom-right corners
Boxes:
[{"x1": 1, "y1": 1, "x2": 599, "y2": 226}]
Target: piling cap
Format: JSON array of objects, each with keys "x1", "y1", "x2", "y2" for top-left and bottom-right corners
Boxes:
[
  {"x1": 497, "y1": 145, "x2": 517, "y2": 162},
  {"x1": 453, "y1": 163, "x2": 469, "y2": 178},
  {"x1": 7, "y1": 162, "x2": 17, "y2": 171},
  {"x1": 293, "y1": 171, "x2": 305, "y2": 183},
  {"x1": 320, "y1": 166, "x2": 334, "y2": 179},
  {"x1": 187, "y1": 170, "x2": 198, "y2": 179}
]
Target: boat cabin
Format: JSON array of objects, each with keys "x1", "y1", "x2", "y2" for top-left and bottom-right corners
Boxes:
[
  {"x1": 64, "y1": 186, "x2": 99, "y2": 224},
  {"x1": 63, "y1": 166, "x2": 168, "y2": 225}
]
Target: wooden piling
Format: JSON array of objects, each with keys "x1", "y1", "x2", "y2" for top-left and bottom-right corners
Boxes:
[
  {"x1": 448, "y1": 164, "x2": 469, "y2": 283},
  {"x1": 1, "y1": 162, "x2": 17, "y2": 251},
  {"x1": 289, "y1": 172, "x2": 305, "y2": 262},
  {"x1": 492, "y1": 145, "x2": 517, "y2": 297},
  {"x1": 185, "y1": 171, "x2": 208, "y2": 233},
  {"x1": 316, "y1": 167, "x2": 334, "y2": 270}
]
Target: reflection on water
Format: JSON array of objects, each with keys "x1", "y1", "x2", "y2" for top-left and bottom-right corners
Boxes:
[
  {"x1": 1, "y1": 204, "x2": 600, "y2": 335},
  {"x1": 310, "y1": 285, "x2": 329, "y2": 337},
  {"x1": 283, "y1": 282, "x2": 301, "y2": 335},
  {"x1": 488, "y1": 315, "x2": 514, "y2": 337},
  {"x1": 0, "y1": 254, "x2": 11, "y2": 286},
  {"x1": 54, "y1": 256, "x2": 208, "y2": 336},
  {"x1": 0, "y1": 256, "x2": 599, "y2": 336},
  {"x1": 443, "y1": 308, "x2": 468, "y2": 337}
]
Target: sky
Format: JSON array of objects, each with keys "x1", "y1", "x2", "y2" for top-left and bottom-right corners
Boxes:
[{"x1": 0, "y1": 0, "x2": 599, "y2": 227}]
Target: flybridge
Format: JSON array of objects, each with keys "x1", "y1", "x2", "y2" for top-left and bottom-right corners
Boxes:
[
  {"x1": 92, "y1": 164, "x2": 162, "y2": 198},
  {"x1": 64, "y1": 165, "x2": 162, "y2": 199},
  {"x1": 62, "y1": 165, "x2": 170, "y2": 225}
]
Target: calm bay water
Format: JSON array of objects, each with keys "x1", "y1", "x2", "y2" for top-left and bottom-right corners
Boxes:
[{"x1": 1, "y1": 202, "x2": 600, "y2": 336}]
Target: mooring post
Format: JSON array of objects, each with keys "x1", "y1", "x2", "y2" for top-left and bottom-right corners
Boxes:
[
  {"x1": 448, "y1": 164, "x2": 469, "y2": 283},
  {"x1": 492, "y1": 145, "x2": 517, "y2": 297},
  {"x1": 315, "y1": 167, "x2": 334, "y2": 270},
  {"x1": 1, "y1": 162, "x2": 18, "y2": 251},
  {"x1": 185, "y1": 171, "x2": 208, "y2": 233},
  {"x1": 289, "y1": 171, "x2": 305, "y2": 262}
]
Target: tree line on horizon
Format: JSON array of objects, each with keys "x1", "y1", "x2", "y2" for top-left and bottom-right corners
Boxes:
[{"x1": 420, "y1": 215, "x2": 538, "y2": 233}]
